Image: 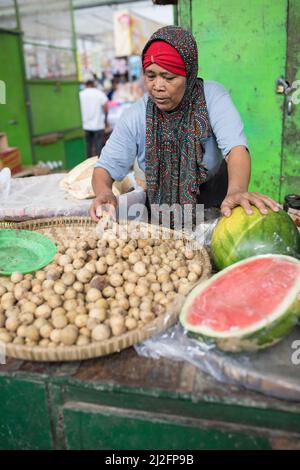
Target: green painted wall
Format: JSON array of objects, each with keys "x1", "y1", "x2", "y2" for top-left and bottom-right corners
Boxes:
[
  {"x1": 34, "y1": 133, "x2": 86, "y2": 169},
  {"x1": 65, "y1": 136, "x2": 86, "y2": 169},
  {"x1": 0, "y1": 31, "x2": 33, "y2": 165},
  {"x1": 34, "y1": 138, "x2": 66, "y2": 167},
  {"x1": 0, "y1": 365, "x2": 300, "y2": 450},
  {"x1": 0, "y1": 378, "x2": 53, "y2": 450},
  {"x1": 28, "y1": 81, "x2": 83, "y2": 136},
  {"x1": 280, "y1": 0, "x2": 300, "y2": 199},
  {"x1": 179, "y1": 0, "x2": 288, "y2": 200},
  {"x1": 28, "y1": 80, "x2": 85, "y2": 168},
  {"x1": 63, "y1": 405, "x2": 271, "y2": 450}
]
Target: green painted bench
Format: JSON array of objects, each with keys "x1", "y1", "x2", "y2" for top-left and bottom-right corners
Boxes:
[{"x1": 1, "y1": 347, "x2": 300, "y2": 450}]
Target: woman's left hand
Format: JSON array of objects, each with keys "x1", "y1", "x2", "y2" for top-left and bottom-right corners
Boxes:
[{"x1": 220, "y1": 191, "x2": 281, "y2": 217}]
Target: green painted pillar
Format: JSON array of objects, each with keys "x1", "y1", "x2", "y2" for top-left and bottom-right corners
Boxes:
[{"x1": 179, "y1": 0, "x2": 292, "y2": 201}]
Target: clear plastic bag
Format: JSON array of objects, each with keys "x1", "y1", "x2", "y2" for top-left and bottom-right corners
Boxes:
[
  {"x1": 190, "y1": 216, "x2": 219, "y2": 248},
  {"x1": 135, "y1": 322, "x2": 300, "y2": 401},
  {"x1": 117, "y1": 188, "x2": 147, "y2": 221},
  {"x1": 135, "y1": 253, "x2": 300, "y2": 402}
]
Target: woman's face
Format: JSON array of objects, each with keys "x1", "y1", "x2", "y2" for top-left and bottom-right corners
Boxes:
[{"x1": 144, "y1": 63, "x2": 186, "y2": 112}]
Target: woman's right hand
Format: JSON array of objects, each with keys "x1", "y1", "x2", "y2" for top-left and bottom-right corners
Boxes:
[{"x1": 89, "y1": 189, "x2": 117, "y2": 222}]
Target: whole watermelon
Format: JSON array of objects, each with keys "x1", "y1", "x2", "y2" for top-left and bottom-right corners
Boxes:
[{"x1": 211, "y1": 206, "x2": 300, "y2": 270}]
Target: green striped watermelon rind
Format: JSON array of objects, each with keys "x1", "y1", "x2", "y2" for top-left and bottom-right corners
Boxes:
[
  {"x1": 211, "y1": 207, "x2": 300, "y2": 271},
  {"x1": 180, "y1": 255, "x2": 300, "y2": 353},
  {"x1": 189, "y1": 296, "x2": 300, "y2": 352}
]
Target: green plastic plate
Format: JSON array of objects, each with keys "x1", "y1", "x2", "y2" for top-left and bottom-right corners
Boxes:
[{"x1": 0, "y1": 229, "x2": 57, "y2": 276}]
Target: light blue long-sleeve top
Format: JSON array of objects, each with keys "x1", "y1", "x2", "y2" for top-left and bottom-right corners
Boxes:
[{"x1": 95, "y1": 81, "x2": 248, "y2": 181}]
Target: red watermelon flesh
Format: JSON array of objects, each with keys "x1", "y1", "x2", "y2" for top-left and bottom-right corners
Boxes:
[{"x1": 187, "y1": 257, "x2": 299, "y2": 333}]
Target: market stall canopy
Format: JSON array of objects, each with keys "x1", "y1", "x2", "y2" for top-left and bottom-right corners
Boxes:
[{"x1": 73, "y1": 0, "x2": 146, "y2": 8}]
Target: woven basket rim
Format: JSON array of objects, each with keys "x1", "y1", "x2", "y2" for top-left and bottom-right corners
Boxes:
[
  {"x1": 0, "y1": 216, "x2": 96, "y2": 229},
  {"x1": 4, "y1": 300, "x2": 183, "y2": 362},
  {"x1": 0, "y1": 216, "x2": 211, "y2": 361}
]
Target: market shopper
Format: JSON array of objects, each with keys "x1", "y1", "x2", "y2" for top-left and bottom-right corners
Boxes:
[
  {"x1": 80, "y1": 80, "x2": 108, "y2": 158},
  {"x1": 90, "y1": 26, "x2": 280, "y2": 222},
  {"x1": 107, "y1": 77, "x2": 120, "y2": 101}
]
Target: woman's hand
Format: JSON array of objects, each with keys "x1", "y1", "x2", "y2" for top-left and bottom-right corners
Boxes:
[
  {"x1": 89, "y1": 189, "x2": 117, "y2": 222},
  {"x1": 220, "y1": 191, "x2": 281, "y2": 217},
  {"x1": 222, "y1": 148, "x2": 280, "y2": 217}
]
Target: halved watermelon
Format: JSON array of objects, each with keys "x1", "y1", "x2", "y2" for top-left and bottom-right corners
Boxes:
[{"x1": 180, "y1": 254, "x2": 300, "y2": 352}]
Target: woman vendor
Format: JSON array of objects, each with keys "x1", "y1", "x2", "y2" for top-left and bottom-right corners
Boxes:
[{"x1": 90, "y1": 26, "x2": 280, "y2": 222}]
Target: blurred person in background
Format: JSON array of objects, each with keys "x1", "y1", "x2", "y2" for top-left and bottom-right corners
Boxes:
[
  {"x1": 107, "y1": 76, "x2": 120, "y2": 101},
  {"x1": 79, "y1": 80, "x2": 108, "y2": 158}
]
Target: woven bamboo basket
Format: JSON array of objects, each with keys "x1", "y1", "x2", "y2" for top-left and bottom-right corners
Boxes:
[{"x1": 0, "y1": 217, "x2": 211, "y2": 361}]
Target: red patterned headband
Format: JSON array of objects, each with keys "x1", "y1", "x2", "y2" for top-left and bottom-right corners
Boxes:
[{"x1": 143, "y1": 40, "x2": 187, "y2": 77}]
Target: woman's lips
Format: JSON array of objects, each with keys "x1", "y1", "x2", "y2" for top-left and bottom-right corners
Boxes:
[{"x1": 154, "y1": 97, "x2": 168, "y2": 103}]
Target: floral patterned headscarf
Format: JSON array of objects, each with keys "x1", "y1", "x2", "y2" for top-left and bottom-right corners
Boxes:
[{"x1": 142, "y1": 26, "x2": 211, "y2": 208}]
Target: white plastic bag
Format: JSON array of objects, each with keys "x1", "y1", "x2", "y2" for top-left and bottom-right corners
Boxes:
[
  {"x1": 59, "y1": 157, "x2": 139, "y2": 200},
  {"x1": 60, "y1": 157, "x2": 122, "y2": 200}
]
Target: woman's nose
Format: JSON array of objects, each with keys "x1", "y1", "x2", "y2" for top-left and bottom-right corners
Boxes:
[{"x1": 153, "y1": 76, "x2": 165, "y2": 90}]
